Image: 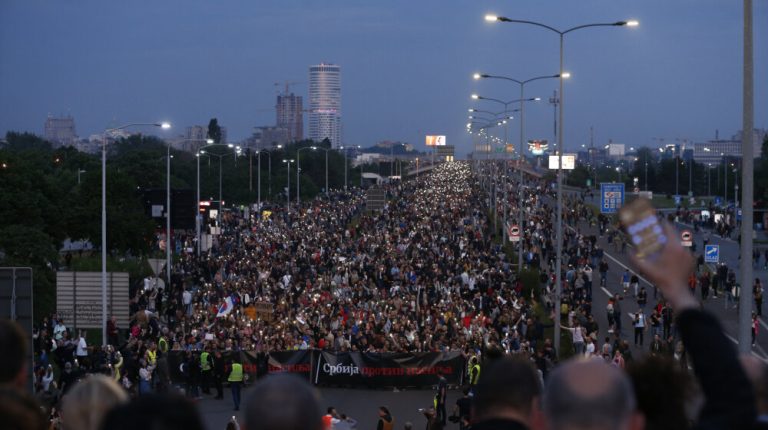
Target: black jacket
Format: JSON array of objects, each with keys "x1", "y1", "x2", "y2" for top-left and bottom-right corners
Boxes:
[{"x1": 677, "y1": 309, "x2": 755, "y2": 429}]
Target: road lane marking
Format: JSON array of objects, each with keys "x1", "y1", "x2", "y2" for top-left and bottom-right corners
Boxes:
[{"x1": 724, "y1": 333, "x2": 768, "y2": 364}]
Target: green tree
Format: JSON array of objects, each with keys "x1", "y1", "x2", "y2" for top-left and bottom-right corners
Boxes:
[{"x1": 207, "y1": 118, "x2": 222, "y2": 144}]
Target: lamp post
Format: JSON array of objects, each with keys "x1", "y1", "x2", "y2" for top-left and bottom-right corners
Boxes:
[
  {"x1": 174, "y1": 138, "x2": 214, "y2": 259},
  {"x1": 253, "y1": 149, "x2": 277, "y2": 213},
  {"x1": 199, "y1": 144, "x2": 241, "y2": 226},
  {"x1": 471, "y1": 94, "x2": 536, "y2": 244},
  {"x1": 283, "y1": 159, "x2": 295, "y2": 212},
  {"x1": 485, "y1": 14, "x2": 638, "y2": 356},
  {"x1": 474, "y1": 72, "x2": 561, "y2": 270},
  {"x1": 102, "y1": 121, "x2": 170, "y2": 346},
  {"x1": 390, "y1": 142, "x2": 406, "y2": 178},
  {"x1": 77, "y1": 169, "x2": 86, "y2": 185},
  {"x1": 296, "y1": 147, "x2": 313, "y2": 205}
]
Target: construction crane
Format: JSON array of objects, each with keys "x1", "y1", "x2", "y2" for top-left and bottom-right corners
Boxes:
[{"x1": 275, "y1": 81, "x2": 302, "y2": 96}]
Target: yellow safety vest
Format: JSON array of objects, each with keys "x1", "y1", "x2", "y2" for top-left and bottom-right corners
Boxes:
[
  {"x1": 228, "y1": 363, "x2": 243, "y2": 382},
  {"x1": 200, "y1": 352, "x2": 211, "y2": 371},
  {"x1": 470, "y1": 364, "x2": 481, "y2": 385},
  {"x1": 147, "y1": 350, "x2": 157, "y2": 366}
]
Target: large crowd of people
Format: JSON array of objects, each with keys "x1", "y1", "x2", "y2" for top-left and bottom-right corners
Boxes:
[{"x1": 3, "y1": 161, "x2": 767, "y2": 430}]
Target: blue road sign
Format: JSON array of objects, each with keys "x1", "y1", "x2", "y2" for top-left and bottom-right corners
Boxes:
[
  {"x1": 714, "y1": 197, "x2": 721, "y2": 206},
  {"x1": 704, "y1": 244, "x2": 719, "y2": 263},
  {"x1": 600, "y1": 183, "x2": 625, "y2": 214},
  {"x1": 674, "y1": 195, "x2": 681, "y2": 205}
]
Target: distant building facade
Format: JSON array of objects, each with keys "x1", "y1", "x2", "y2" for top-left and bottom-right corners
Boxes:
[
  {"x1": 276, "y1": 93, "x2": 303, "y2": 142},
  {"x1": 692, "y1": 129, "x2": 766, "y2": 164},
  {"x1": 186, "y1": 125, "x2": 227, "y2": 145},
  {"x1": 249, "y1": 126, "x2": 290, "y2": 150},
  {"x1": 308, "y1": 63, "x2": 341, "y2": 147},
  {"x1": 44, "y1": 115, "x2": 77, "y2": 147}
]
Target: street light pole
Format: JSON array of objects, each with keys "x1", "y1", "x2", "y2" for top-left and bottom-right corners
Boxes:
[
  {"x1": 739, "y1": 0, "x2": 754, "y2": 352},
  {"x1": 166, "y1": 143, "x2": 171, "y2": 290},
  {"x1": 283, "y1": 159, "x2": 294, "y2": 212},
  {"x1": 474, "y1": 72, "x2": 558, "y2": 270},
  {"x1": 101, "y1": 122, "x2": 169, "y2": 346},
  {"x1": 485, "y1": 14, "x2": 638, "y2": 357}
]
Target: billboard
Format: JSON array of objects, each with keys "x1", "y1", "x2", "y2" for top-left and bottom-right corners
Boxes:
[
  {"x1": 548, "y1": 154, "x2": 576, "y2": 170},
  {"x1": 425, "y1": 135, "x2": 446, "y2": 146},
  {"x1": 56, "y1": 272, "x2": 130, "y2": 329},
  {"x1": 607, "y1": 143, "x2": 625, "y2": 157},
  {"x1": 528, "y1": 140, "x2": 548, "y2": 155}
]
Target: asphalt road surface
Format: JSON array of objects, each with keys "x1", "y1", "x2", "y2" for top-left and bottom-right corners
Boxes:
[
  {"x1": 198, "y1": 385, "x2": 458, "y2": 430},
  {"x1": 575, "y1": 190, "x2": 768, "y2": 361}
]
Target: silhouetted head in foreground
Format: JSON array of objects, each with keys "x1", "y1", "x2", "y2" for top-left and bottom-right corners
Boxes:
[
  {"x1": 99, "y1": 394, "x2": 204, "y2": 430},
  {"x1": 472, "y1": 356, "x2": 542, "y2": 427},
  {"x1": 243, "y1": 373, "x2": 322, "y2": 430},
  {"x1": 544, "y1": 359, "x2": 645, "y2": 430}
]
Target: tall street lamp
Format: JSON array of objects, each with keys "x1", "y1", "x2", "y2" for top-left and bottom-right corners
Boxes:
[
  {"x1": 471, "y1": 94, "x2": 537, "y2": 247},
  {"x1": 389, "y1": 142, "x2": 406, "y2": 178},
  {"x1": 338, "y1": 145, "x2": 361, "y2": 190},
  {"x1": 485, "y1": 14, "x2": 638, "y2": 356},
  {"x1": 102, "y1": 121, "x2": 170, "y2": 346},
  {"x1": 174, "y1": 138, "x2": 213, "y2": 258},
  {"x1": 200, "y1": 143, "x2": 241, "y2": 226},
  {"x1": 253, "y1": 147, "x2": 279, "y2": 213},
  {"x1": 296, "y1": 147, "x2": 312, "y2": 205},
  {"x1": 283, "y1": 159, "x2": 295, "y2": 212},
  {"x1": 186, "y1": 139, "x2": 215, "y2": 257},
  {"x1": 474, "y1": 72, "x2": 562, "y2": 270},
  {"x1": 315, "y1": 146, "x2": 331, "y2": 195}
]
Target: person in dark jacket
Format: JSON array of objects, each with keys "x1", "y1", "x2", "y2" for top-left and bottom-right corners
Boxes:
[
  {"x1": 212, "y1": 349, "x2": 224, "y2": 399},
  {"x1": 632, "y1": 224, "x2": 756, "y2": 429}
]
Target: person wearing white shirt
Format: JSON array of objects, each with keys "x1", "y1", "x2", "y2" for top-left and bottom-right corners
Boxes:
[
  {"x1": 182, "y1": 288, "x2": 192, "y2": 316},
  {"x1": 53, "y1": 320, "x2": 67, "y2": 341},
  {"x1": 76, "y1": 330, "x2": 89, "y2": 366}
]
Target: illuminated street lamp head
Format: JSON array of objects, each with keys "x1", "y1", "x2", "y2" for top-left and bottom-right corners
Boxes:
[
  {"x1": 484, "y1": 14, "x2": 498, "y2": 22},
  {"x1": 560, "y1": 72, "x2": 571, "y2": 79},
  {"x1": 159, "y1": 122, "x2": 171, "y2": 129},
  {"x1": 468, "y1": 108, "x2": 476, "y2": 112},
  {"x1": 277, "y1": 144, "x2": 283, "y2": 149},
  {"x1": 533, "y1": 97, "x2": 542, "y2": 101},
  {"x1": 227, "y1": 143, "x2": 234, "y2": 148},
  {"x1": 471, "y1": 94, "x2": 479, "y2": 100},
  {"x1": 626, "y1": 20, "x2": 639, "y2": 27},
  {"x1": 206, "y1": 139, "x2": 214, "y2": 144},
  {"x1": 311, "y1": 146, "x2": 317, "y2": 150}
]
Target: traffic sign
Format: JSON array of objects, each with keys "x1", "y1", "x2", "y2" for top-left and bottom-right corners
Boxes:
[
  {"x1": 681, "y1": 230, "x2": 693, "y2": 247},
  {"x1": 704, "y1": 244, "x2": 719, "y2": 263},
  {"x1": 600, "y1": 183, "x2": 625, "y2": 214},
  {"x1": 507, "y1": 223, "x2": 521, "y2": 242}
]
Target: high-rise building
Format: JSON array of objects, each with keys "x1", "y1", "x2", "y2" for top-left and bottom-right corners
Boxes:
[
  {"x1": 186, "y1": 124, "x2": 227, "y2": 145},
  {"x1": 308, "y1": 63, "x2": 341, "y2": 147},
  {"x1": 44, "y1": 115, "x2": 77, "y2": 147},
  {"x1": 276, "y1": 92, "x2": 303, "y2": 142}
]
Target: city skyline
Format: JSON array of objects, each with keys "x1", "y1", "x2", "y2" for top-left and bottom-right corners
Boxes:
[{"x1": 0, "y1": 1, "x2": 766, "y2": 155}]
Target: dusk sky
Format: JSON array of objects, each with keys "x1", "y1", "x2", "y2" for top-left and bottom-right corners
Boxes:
[{"x1": 1, "y1": 1, "x2": 765, "y2": 155}]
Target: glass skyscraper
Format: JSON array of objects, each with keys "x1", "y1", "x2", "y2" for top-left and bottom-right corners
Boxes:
[{"x1": 308, "y1": 63, "x2": 341, "y2": 147}]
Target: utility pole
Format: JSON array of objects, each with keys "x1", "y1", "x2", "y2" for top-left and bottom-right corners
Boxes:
[{"x1": 738, "y1": 0, "x2": 754, "y2": 353}]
